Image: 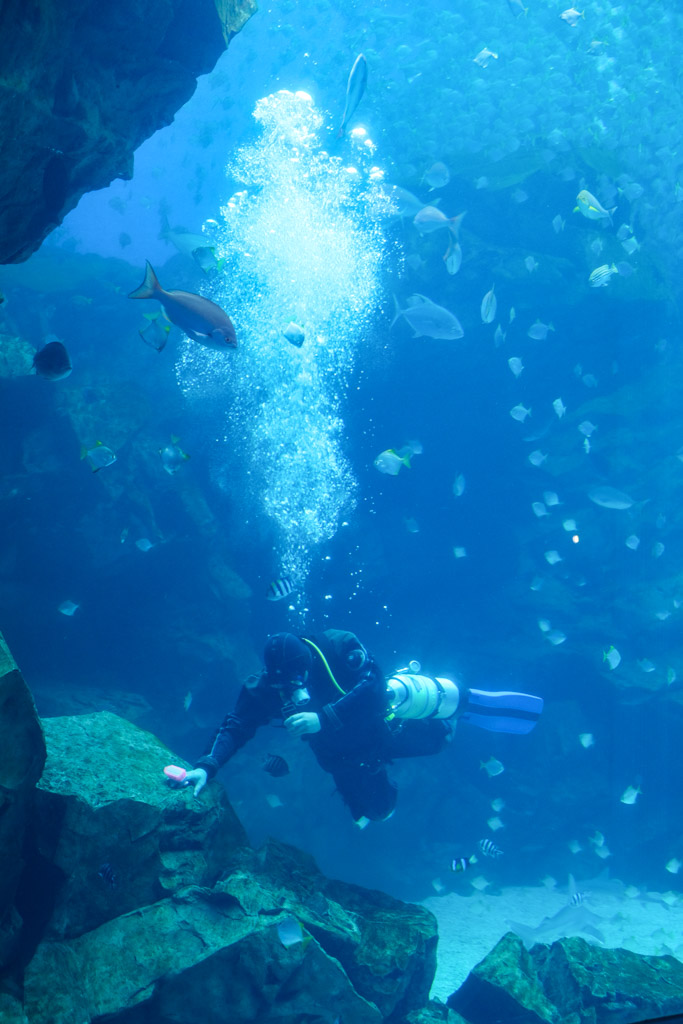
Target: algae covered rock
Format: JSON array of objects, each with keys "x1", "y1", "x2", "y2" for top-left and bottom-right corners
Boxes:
[
  {"x1": 224, "y1": 838, "x2": 439, "y2": 1021},
  {"x1": 448, "y1": 931, "x2": 683, "y2": 1024},
  {"x1": 23, "y1": 890, "x2": 382, "y2": 1024},
  {"x1": 0, "y1": 632, "x2": 45, "y2": 969},
  {"x1": 34, "y1": 710, "x2": 247, "y2": 939},
  {"x1": 22, "y1": 839, "x2": 437, "y2": 1024}
]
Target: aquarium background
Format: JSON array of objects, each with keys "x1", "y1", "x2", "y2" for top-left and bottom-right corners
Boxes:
[{"x1": 2, "y1": 0, "x2": 683, "y2": 985}]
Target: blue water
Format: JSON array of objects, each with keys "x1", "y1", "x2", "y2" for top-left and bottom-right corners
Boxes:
[{"x1": 2, "y1": 0, "x2": 683, "y2": 922}]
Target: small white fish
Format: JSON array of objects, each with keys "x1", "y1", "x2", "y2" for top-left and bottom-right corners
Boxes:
[
  {"x1": 547, "y1": 630, "x2": 567, "y2": 645},
  {"x1": 532, "y1": 502, "x2": 549, "y2": 518},
  {"x1": 183, "y1": 691, "x2": 193, "y2": 711},
  {"x1": 583, "y1": 374, "x2": 598, "y2": 388},
  {"x1": 374, "y1": 448, "x2": 411, "y2": 475},
  {"x1": 282, "y1": 322, "x2": 305, "y2": 347},
  {"x1": 524, "y1": 256, "x2": 539, "y2": 273},
  {"x1": 552, "y1": 214, "x2": 565, "y2": 233},
  {"x1": 562, "y1": 518, "x2": 577, "y2": 531},
  {"x1": 561, "y1": 8, "x2": 584, "y2": 27},
  {"x1": 136, "y1": 538, "x2": 154, "y2": 552},
  {"x1": 453, "y1": 546, "x2": 467, "y2": 559},
  {"x1": 481, "y1": 756, "x2": 504, "y2": 777},
  {"x1": 603, "y1": 646, "x2": 621, "y2": 670},
  {"x1": 568, "y1": 840, "x2": 582, "y2": 854},
  {"x1": 583, "y1": 438, "x2": 591, "y2": 454},
  {"x1": 423, "y1": 161, "x2": 450, "y2": 190},
  {"x1": 530, "y1": 577, "x2": 544, "y2": 591},
  {"x1": 625, "y1": 534, "x2": 640, "y2": 550},
  {"x1": 620, "y1": 784, "x2": 641, "y2": 805},
  {"x1": 652, "y1": 541, "x2": 665, "y2": 558},
  {"x1": 431, "y1": 877, "x2": 446, "y2": 893},
  {"x1": 638, "y1": 658, "x2": 655, "y2": 673},
  {"x1": 510, "y1": 404, "x2": 532, "y2": 422},
  {"x1": 595, "y1": 845, "x2": 612, "y2": 860},
  {"x1": 453, "y1": 474, "x2": 466, "y2": 497},
  {"x1": 588, "y1": 486, "x2": 635, "y2": 510},
  {"x1": 545, "y1": 550, "x2": 562, "y2": 565},
  {"x1": 667, "y1": 668, "x2": 677, "y2": 685},
  {"x1": 590, "y1": 831, "x2": 605, "y2": 848},
  {"x1": 541, "y1": 876, "x2": 557, "y2": 890},
  {"x1": 481, "y1": 285, "x2": 497, "y2": 323},
  {"x1": 491, "y1": 798, "x2": 505, "y2": 812},
  {"x1": 473, "y1": 47, "x2": 498, "y2": 68},
  {"x1": 528, "y1": 321, "x2": 554, "y2": 340},
  {"x1": 266, "y1": 793, "x2": 283, "y2": 808},
  {"x1": 404, "y1": 517, "x2": 420, "y2": 533},
  {"x1": 58, "y1": 599, "x2": 79, "y2": 616},
  {"x1": 538, "y1": 619, "x2": 551, "y2": 632},
  {"x1": 666, "y1": 858, "x2": 682, "y2": 875},
  {"x1": 552, "y1": 398, "x2": 566, "y2": 419},
  {"x1": 621, "y1": 235, "x2": 639, "y2": 256},
  {"x1": 470, "y1": 875, "x2": 490, "y2": 891},
  {"x1": 494, "y1": 325, "x2": 506, "y2": 346},
  {"x1": 543, "y1": 491, "x2": 560, "y2": 507},
  {"x1": 528, "y1": 450, "x2": 548, "y2": 467},
  {"x1": 579, "y1": 733, "x2": 595, "y2": 748},
  {"x1": 487, "y1": 816, "x2": 504, "y2": 832},
  {"x1": 509, "y1": 307, "x2": 516, "y2": 324},
  {"x1": 508, "y1": 357, "x2": 524, "y2": 378},
  {"x1": 444, "y1": 241, "x2": 463, "y2": 275},
  {"x1": 277, "y1": 916, "x2": 305, "y2": 947},
  {"x1": 578, "y1": 421, "x2": 596, "y2": 437}
]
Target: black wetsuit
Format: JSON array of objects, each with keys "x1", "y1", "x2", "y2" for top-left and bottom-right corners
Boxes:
[{"x1": 195, "y1": 628, "x2": 449, "y2": 821}]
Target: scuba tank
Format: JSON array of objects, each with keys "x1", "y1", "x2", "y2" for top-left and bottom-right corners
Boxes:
[{"x1": 386, "y1": 660, "x2": 461, "y2": 720}]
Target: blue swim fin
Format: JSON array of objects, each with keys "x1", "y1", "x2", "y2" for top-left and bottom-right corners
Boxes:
[{"x1": 459, "y1": 689, "x2": 543, "y2": 734}]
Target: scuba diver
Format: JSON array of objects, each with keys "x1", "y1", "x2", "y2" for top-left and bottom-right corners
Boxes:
[{"x1": 177, "y1": 629, "x2": 543, "y2": 827}]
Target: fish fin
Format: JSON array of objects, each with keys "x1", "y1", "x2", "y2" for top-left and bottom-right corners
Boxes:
[
  {"x1": 80, "y1": 445, "x2": 87, "y2": 460},
  {"x1": 128, "y1": 260, "x2": 161, "y2": 300},
  {"x1": 390, "y1": 295, "x2": 402, "y2": 328}
]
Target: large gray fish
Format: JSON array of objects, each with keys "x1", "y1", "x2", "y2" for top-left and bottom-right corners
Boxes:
[
  {"x1": 338, "y1": 54, "x2": 367, "y2": 137},
  {"x1": 392, "y1": 294, "x2": 464, "y2": 340},
  {"x1": 128, "y1": 261, "x2": 236, "y2": 349}
]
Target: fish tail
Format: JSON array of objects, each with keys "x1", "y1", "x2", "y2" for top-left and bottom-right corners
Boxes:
[
  {"x1": 448, "y1": 211, "x2": 467, "y2": 238},
  {"x1": 128, "y1": 261, "x2": 162, "y2": 300}
]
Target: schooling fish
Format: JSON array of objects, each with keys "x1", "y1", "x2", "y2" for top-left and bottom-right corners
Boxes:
[
  {"x1": 338, "y1": 54, "x2": 367, "y2": 137},
  {"x1": 129, "y1": 261, "x2": 237, "y2": 349},
  {"x1": 392, "y1": 294, "x2": 464, "y2": 340},
  {"x1": 81, "y1": 441, "x2": 117, "y2": 473},
  {"x1": 33, "y1": 340, "x2": 72, "y2": 380}
]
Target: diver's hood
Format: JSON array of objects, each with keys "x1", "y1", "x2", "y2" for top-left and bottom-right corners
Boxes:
[{"x1": 264, "y1": 632, "x2": 312, "y2": 683}]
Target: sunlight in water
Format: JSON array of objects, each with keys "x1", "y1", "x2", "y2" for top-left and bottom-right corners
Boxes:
[{"x1": 177, "y1": 90, "x2": 393, "y2": 593}]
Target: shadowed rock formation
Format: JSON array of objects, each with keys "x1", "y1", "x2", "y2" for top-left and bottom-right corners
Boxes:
[{"x1": 0, "y1": 0, "x2": 257, "y2": 264}]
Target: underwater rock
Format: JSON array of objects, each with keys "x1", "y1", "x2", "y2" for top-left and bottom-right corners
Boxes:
[
  {"x1": 23, "y1": 892, "x2": 383, "y2": 1024},
  {"x1": 0, "y1": 632, "x2": 46, "y2": 971},
  {"x1": 0, "y1": 0, "x2": 256, "y2": 264},
  {"x1": 21, "y1": 831, "x2": 435, "y2": 1023},
  {"x1": 32, "y1": 710, "x2": 248, "y2": 940},
  {"x1": 227, "y1": 839, "x2": 439, "y2": 1021},
  {"x1": 448, "y1": 931, "x2": 683, "y2": 1024},
  {"x1": 0, "y1": 333, "x2": 36, "y2": 378}
]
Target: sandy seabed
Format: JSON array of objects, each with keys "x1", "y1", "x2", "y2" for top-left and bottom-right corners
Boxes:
[{"x1": 423, "y1": 882, "x2": 683, "y2": 1001}]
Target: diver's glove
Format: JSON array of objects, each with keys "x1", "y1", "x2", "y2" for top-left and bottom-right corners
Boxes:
[
  {"x1": 284, "y1": 712, "x2": 321, "y2": 736},
  {"x1": 182, "y1": 768, "x2": 208, "y2": 797}
]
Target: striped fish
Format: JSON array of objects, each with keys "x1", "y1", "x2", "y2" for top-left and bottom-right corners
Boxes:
[{"x1": 266, "y1": 577, "x2": 295, "y2": 602}]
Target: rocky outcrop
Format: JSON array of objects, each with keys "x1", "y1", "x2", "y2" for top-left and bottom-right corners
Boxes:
[
  {"x1": 2, "y1": 701, "x2": 437, "y2": 1023},
  {"x1": 0, "y1": 635, "x2": 45, "y2": 970},
  {"x1": 448, "y1": 931, "x2": 683, "y2": 1024},
  {"x1": 0, "y1": 0, "x2": 257, "y2": 265}
]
